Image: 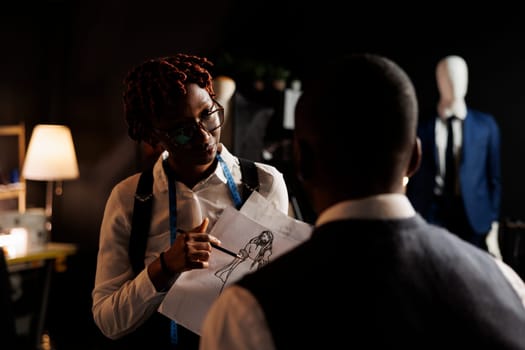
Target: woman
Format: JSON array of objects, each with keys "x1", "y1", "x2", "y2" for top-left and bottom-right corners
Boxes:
[{"x1": 92, "y1": 53, "x2": 289, "y2": 349}]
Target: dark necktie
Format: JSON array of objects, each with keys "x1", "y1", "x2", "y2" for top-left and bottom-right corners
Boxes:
[{"x1": 444, "y1": 116, "x2": 456, "y2": 196}]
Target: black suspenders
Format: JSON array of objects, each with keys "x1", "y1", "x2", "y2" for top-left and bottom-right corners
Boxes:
[{"x1": 129, "y1": 158, "x2": 259, "y2": 276}]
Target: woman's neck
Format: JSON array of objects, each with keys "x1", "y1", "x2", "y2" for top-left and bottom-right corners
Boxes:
[{"x1": 166, "y1": 156, "x2": 218, "y2": 189}]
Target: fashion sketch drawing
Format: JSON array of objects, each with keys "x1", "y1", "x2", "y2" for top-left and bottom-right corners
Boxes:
[{"x1": 215, "y1": 230, "x2": 274, "y2": 293}]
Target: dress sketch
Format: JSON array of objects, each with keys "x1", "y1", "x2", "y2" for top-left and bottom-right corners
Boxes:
[{"x1": 215, "y1": 230, "x2": 274, "y2": 293}]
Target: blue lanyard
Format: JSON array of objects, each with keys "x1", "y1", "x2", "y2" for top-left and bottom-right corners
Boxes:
[
  {"x1": 162, "y1": 153, "x2": 242, "y2": 344},
  {"x1": 217, "y1": 154, "x2": 243, "y2": 209},
  {"x1": 163, "y1": 154, "x2": 242, "y2": 242}
]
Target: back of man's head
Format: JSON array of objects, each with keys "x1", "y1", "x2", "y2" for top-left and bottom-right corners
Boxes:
[{"x1": 293, "y1": 53, "x2": 419, "y2": 205}]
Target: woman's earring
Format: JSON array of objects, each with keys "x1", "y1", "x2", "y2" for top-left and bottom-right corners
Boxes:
[{"x1": 403, "y1": 176, "x2": 409, "y2": 187}]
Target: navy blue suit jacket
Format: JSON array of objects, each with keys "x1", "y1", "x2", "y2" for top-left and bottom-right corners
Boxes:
[{"x1": 407, "y1": 108, "x2": 501, "y2": 235}]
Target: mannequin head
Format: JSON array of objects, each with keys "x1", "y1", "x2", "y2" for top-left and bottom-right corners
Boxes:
[
  {"x1": 436, "y1": 55, "x2": 468, "y2": 119},
  {"x1": 212, "y1": 76, "x2": 236, "y2": 106},
  {"x1": 212, "y1": 76, "x2": 236, "y2": 149}
]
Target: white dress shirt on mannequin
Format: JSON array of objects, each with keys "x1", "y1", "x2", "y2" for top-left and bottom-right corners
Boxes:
[{"x1": 435, "y1": 56, "x2": 466, "y2": 195}]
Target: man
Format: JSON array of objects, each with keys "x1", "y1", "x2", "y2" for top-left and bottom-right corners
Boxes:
[
  {"x1": 406, "y1": 55, "x2": 501, "y2": 252},
  {"x1": 199, "y1": 53, "x2": 525, "y2": 349}
]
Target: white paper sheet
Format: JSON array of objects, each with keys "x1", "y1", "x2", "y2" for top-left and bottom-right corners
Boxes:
[{"x1": 158, "y1": 191, "x2": 313, "y2": 334}]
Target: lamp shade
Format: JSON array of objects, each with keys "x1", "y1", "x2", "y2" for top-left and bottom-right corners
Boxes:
[{"x1": 22, "y1": 124, "x2": 79, "y2": 181}]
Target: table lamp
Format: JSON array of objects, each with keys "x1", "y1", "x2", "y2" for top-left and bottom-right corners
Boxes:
[{"x1": 22, "y1": 124, "x2": 79, "y2": 232}]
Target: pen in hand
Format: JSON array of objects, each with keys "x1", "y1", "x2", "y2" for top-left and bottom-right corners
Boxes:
[
  {"x1": 210, "y1": 242, "x2": 242, "y2": 259},
  {"x1": 177, "y1": 225, "x2": 241, "y2": 259}
]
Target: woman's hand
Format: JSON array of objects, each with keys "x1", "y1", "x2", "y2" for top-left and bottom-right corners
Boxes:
[
  {"x1": 149, "y1": 217, "x2": 221, "y2": 291},
  {"x1": 165, "y1": 218, "x2": 221, "y2": 272}
]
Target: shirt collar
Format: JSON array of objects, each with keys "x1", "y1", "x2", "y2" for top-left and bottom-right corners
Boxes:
[
  {"x1": 153, "y1": 151, "x2": 169, "y2": 192},
  {"x1": 153, "y1": 144, "x2": 234, "y2": 190},
  {"x1": 440, "y1": 114, "x2": 466, "y2": 123},
  {"x1": 437, "y1": 99, "x2": 467, "y2": 121},
  {"x1": 315, "y1": 193, "x2": 416, "y2": 227}
]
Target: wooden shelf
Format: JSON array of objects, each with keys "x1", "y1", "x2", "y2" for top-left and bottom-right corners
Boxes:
[
  {"x1": 0, "y1": 123, "x2": 26, "y2": 212},
  {"x1": 0, "y1": 183, "x2": 25, "y2": 199}
]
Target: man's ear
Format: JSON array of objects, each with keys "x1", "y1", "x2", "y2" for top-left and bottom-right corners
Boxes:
[{"x1": 407, "y1": 137, "x2": 422, "y2": 178}]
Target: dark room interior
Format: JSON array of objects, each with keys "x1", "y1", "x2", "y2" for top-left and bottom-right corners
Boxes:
[{"x1": 1, "y1": 1, "x2": 525, "y2": 348}]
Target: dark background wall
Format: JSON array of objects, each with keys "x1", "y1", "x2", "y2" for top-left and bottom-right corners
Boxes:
[{"x1": 1, "y1": 1, "x2": 525, "y2": 348}]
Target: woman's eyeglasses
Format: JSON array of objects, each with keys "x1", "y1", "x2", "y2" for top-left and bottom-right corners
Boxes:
[{"x1": 153, "y1": 100, "x2": 224, "y2": 145}]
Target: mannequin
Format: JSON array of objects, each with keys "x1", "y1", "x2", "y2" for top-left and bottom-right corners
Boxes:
[
  {"x1": 212, "y1": 76, "x2": 236, "y2": 150},
  {"x1": 436, "y1": 56, "x2": 501, "y2": 256},
  {"x1": 407, "y1": 55, "x2": 501, "y2": 254}
]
